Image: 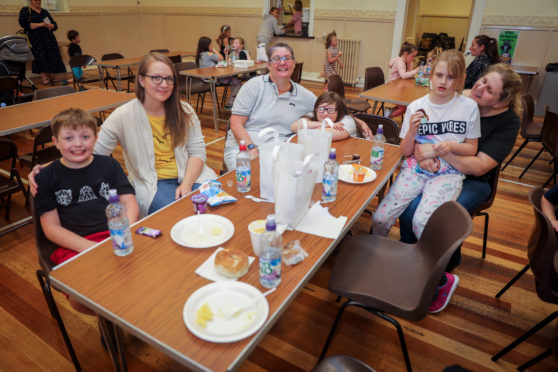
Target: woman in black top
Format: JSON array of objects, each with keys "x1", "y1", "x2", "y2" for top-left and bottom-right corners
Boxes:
[
  {"x1": 464, "y1": 34, "x2": 500, "y2": 89},
  {"x1": 18, "y1": 0, "x2": 66, "y2": 85}
]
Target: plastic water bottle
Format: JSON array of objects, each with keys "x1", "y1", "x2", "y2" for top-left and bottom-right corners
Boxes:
[
  {"x1": 425, "y1": 58, "x2": 432, "y2": 79},
  {"x1": 322, "y1": 148, "x2": 339, "y2": 203},
  {"x1": 259, "y1": 214, "x2": 282, "y2": 288},
  {"x1": 370, "y1": 125, "x2": 386, "y2": 170},
  {"x1": 105, "y1": 189, "x2": 134, "y2": 256},
  {"x1": 236, "y1": 140, "x2": 251, "y2": 193},
  {"x1": 415, "y1": 62, "x2": 424, "y2": 86}
]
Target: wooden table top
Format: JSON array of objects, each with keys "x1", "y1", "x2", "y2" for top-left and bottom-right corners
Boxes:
[
  {"x1": 0, "y1": 89, "x2": 134, "y2": 137},
  {"x1": 96, "y1": 51, "x2": 195, "y2": 68},
  {"x1": 511, "y1": 65, "x2": 538, "y2": 75},
  {"x1": 180, "y1": 62, "x2": 268, "y2": 79},
  {"x1": 360, "y1": 79, "x2": 429, "y2": 106},
  {"x1": 50, "y1": 137, "x2": 402, "y2": 372}
]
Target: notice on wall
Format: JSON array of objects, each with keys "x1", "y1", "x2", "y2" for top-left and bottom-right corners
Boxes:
[{"x1": 498, "y1": 31, "x2": 519, "y2": 64}]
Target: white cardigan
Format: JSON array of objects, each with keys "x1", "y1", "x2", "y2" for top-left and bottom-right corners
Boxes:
[{"x1": 94, "y1": 98, "x2": 217, "y2": 216}]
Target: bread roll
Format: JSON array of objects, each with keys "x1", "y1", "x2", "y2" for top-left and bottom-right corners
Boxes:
[{"x1": 214, "y1": 249, "x2": 249, "y2": 278}]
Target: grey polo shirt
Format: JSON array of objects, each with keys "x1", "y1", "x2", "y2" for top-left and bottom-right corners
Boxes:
[{"x1": 231, "y1": 74, "x2": 316, "y2": 144}]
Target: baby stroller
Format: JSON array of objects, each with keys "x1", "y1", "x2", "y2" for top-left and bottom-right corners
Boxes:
[{"x1": 0, "y1": 35, "x2": 37, "y2": 95}]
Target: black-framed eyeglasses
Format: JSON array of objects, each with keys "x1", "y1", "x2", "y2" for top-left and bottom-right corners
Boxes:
[
  {"x1": 317, "y1": 106, "x2": 337, "y2": 114},
  {"x1": 142, "y1": 75, "x2": 176, "y2": 85},
  {"x1": 269, "y1": 56, "x2": 294, "y2": 64}
]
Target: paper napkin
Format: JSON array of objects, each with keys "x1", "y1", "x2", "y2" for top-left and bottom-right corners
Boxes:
[
  {"x1": 195, "y1": 247, "x2": 256, "y2": 282},
  {"x1": 294, "y1": 202, "x2": 347, "y2": 239}
]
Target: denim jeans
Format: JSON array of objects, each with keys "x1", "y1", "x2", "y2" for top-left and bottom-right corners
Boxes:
[
  {"x1": 398, "y1": 178, "x2": 491, "y2": 271},
  {"x1": 148, "y1": 179, "x2": 201, "y2": 215}
]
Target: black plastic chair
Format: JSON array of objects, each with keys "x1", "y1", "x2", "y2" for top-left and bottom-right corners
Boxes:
[
  {"x1": 313, "y1": 355, "x2": 376, "y2": 372},
  {"x1": 291, "y1": 62, "x2": 304, "y2": 83},
  {"x1": 327, "y1": 74, "x2": 370, "y2": 114},
  {"x1": 354, "y1": 113, "x2": 400, "y2": 144},
  {"x1": 363, "y1": 67, "x2": 386, "y2": 115},
  {"x1": 319, "y1": 201, "x2": 473, "y2": 372},
  {"x1": 492, "y1": 187, "x2": 558, "y2": 371},
  {"x1": 69, "y1": 54, "x2": 98, "y2": 90},
  {"x1": 0, "y1": 140, "x2": 28, "y2": 222},
  {"x1": 30, "y1": 195, "x2": 81, "y2": 371},
  {"x1": 18, "y1": 124, "x2": 61, "y2": 175},
  {"x1": 33, "y1": 86, "x2": 75, "y2": 101},
  {"x1": 174, "y1": 62, "x2": 212, "y2": 113}
]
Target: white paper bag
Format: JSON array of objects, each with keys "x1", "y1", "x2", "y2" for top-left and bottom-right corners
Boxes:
[
  {"x1": 298, "y1": 118, "x2": 333, "y2": 183},
  {"x1": 258, "y1": 128, "x2": 304, "y2": 201},
  {"x1": 256, "y1": 43, "x2": 267, "y2": 62},
  {"x1": 273, "y1": 151, "x2": 317, "y2": 228}
]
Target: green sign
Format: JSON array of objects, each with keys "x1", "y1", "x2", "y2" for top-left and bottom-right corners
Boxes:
[{"x1": 498, "y1": 31, "x2": 519, "y2": 64}]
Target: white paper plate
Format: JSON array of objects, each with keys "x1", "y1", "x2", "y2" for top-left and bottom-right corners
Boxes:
[
  {"x1": 183, "y1": 281, "x2": 269, "y2": 343},
  {"x1": 338, "y1": 164, "x2": 377, "y2": 184},
  {"x1": 170, "y1": 214, "x2": 234, "y2": 248}
]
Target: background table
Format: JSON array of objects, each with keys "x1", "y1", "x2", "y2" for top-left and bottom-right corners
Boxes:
[
  {"x1": 180, "y1": 63, "x2": 269, "y2": 131},
  {"x1": 50, "y1": 137, "x2": 402, "y2": 371},
  {"x1": 0, "y1": 89, "x2": 134, "y2": 137},
  {"x1": 360, "y1": 79, "x2": 429, "y2": 114}
]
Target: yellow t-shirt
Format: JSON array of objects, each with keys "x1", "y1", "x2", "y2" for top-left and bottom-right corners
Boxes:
[{"x1": 148, "y1": 114, "x2": 178, "y2": 179}]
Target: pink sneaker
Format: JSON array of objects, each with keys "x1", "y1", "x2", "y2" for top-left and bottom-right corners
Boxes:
[{"x1": 429, "y1": 273, "x2": 459, "y2": 314}]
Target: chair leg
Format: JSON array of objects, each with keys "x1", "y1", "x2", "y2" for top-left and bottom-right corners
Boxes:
[
  {"x1": 36, "y1": 270, "x2": 81, "y2": 371},
  {"x1": 371, "y1": 309, "x2": 413, "y2": 372},
  {"x1": 517, "y1": 348, "x2": 553, "y2": 371},
  {"x1": 318, "y1": 299, "x2": 351, "y2": 362},
  {"x1": 492, "y1": 311, "x2": 558, "y2": 362},
  {"x1": 519, "y1": 147, "x2": 544, "y2": 179},
  {"x1": 502, "y1": 139, "x2": 529, "y2": 171},
  {"x1": 479, "y1": 212, "x2": 488, "y2": 259},
  {"x1": 495, "y1": 264, "x2": 530, "y2": 298}
]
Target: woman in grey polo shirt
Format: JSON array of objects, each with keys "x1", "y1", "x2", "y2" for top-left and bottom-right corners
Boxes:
[{"x1": 224, "y1": 43, "x2": 317, "y2": 170}]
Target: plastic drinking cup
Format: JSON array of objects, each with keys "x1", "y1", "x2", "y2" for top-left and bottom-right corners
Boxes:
[
  {"x1": 353, "y1": 165, "x2": 366, "y2": 182},
  {"x1": 248, "y1": 220, "x2": 266, "y2": 256}
]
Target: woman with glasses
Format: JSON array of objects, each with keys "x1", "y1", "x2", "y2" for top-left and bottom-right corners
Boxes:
[
  {"x1": 93, "y1": 52, "x2": 216, "y2": 216},
  {"x1": 223, "y1": 42, "x2": 316, "y2": 170},
  {"x1": 290, "y1": 92, "x2": 359, "y2": 141}
]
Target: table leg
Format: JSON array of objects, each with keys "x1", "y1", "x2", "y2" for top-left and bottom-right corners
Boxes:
[
  {"x1": 116, "y1": 67, "x2": 122, "y2": 92},
  {"x1": 98, "y1": 315, "x2": 125, "y2": 372},
  {"x1": 98, "y1": 66, "x2": 105, "y2": 89},
  {"x1": 372, "y1": 101, "x2": 378, "y2": 115},
  {"x1": 210, "y1": 78, "x2": 219, "y2": 132}
]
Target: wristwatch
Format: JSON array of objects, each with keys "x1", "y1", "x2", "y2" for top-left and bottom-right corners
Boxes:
[{"x1": 247, "y1": 143, "x2": 258, "y2": 151}]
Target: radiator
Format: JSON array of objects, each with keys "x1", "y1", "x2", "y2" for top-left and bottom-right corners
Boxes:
[{"x1": 336, "y1": 38, "x2": 360, "y2": 86}]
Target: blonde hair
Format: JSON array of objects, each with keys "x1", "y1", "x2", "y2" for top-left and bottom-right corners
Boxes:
[
  {"x1": 485, "y1": 63, "x2": 523, "y2": 118},
  {"x1": 431, "y1": 49, "x2": 466, "y2": 94}
]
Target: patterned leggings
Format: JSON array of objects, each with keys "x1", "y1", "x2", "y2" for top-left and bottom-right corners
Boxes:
[{"x1": 373, "y1": 158, "x2": 465, "y2": 239}]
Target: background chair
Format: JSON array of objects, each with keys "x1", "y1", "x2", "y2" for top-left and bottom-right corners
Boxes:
[
  {"x1": 327, "y1": 74, "x2": 370, "y2": 114},
  {"x1": 0, "y1": 76, "x2": 19, "y2": 105},
  {"x1": 0, "y1": 140, "x2": 28, "y2": 222},
  {"x1": 312, "y1": 355, "x2": 376, "y2": 372},
  {"x1": 469, "y1": 165, "x2": 501, "y2": 259},
  {"x1": 68, "y1": 54, "x2": 98, "y2": 91},
  {"x1": 150, "y1": 49, "x2": 169, "y2": 53},
  {"x1": 18, "y1": 124, "x2": 61, "y2": 175},
  {"x1": 291, "y1": 62, "x2": 303, "y2": 84},
  {"x1": 354, "y1": 113, "x2": 400, "y2": 144},
  {"x1": 30, "y1": 196, "x2": 81, "y2": 371},
  {"x1": 502, "y1": 94, "x2": 541, "y2": 171},
  {"x1": 363, "y1": 67, "x2": 387, "y2": 116},
  {"x1": 174, "y1": 62, "x2": 212, "y2": 113},
  {"x1": 318, "y1": 201, "x2": 473, "y2": 372},
  {"x1": 33, "y1": 85, "x2": 75, "y2": 101},
  {"x1": 100, "y1": 53, "x2": 134, "y2": 92},
  {"x1": 492, "y1": 187, "x2": 558, "y2": 371}
]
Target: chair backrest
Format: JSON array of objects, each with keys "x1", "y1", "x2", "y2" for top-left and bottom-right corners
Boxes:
[
  {"x1": 541, "y1": 106, "x2": 558, "y2": 156},
  {"x1": 470, "y1": 164, "x2": 501, "y2": 217},
  {"x1": 364, "y1": 67, "x2": 385, "y2": 91},
  {"x1": 354, "y1": 113, "x2": 400, "y2": 144},
  {"x1": 150, "y1": 49, "x2": 169, "y2": 53},
  {"x1": 69, "y1": 54, "x2": 97, "y2": 68},
  {"x1": 291, "y1": 62, "x2": 303, "y2": 84},
  {"x1": 0, "y1": 76, "x2": 18, "y2": 105},
  {"x1": 101, "y1": 53, "x2": 124, "y2": 61},
  {"x1": 519, "y1": 94, "x2": 535, "y2": 137},
  {"x1": 416, "y1": 201, "x2": 473, "y2": 311},
  {"x1": 30, "y1": 125, "x2": 61, "y2": 167},
  {"x1": 33, "y1": 86, "x2": 75, "y2": 101},
  {"x1": 30, "y1": 195, "x2": 58, "y2": 274},
  {"x1": 527, "y1": 187, "x2": 558, "y2": 304},
  {"x1": 327, "y1": 74, "x2": 345, "y2": 99},
  {"x1": 0, "y1": 139, "x2": 19, "y2": 179},
  {"x1": 168, "y1": 54, "x2": 181, "y2": 64}
]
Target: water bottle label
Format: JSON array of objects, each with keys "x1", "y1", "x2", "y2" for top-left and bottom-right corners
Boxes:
[
  {"x1": 260, "y1": 257, "x2": 281, "y2": 280},
  {"x1": 109, "y1": 227, "x2": 128, "y2": 250},
  {"x1": 236, "y1": 168, "x2": 251, "y2": 188},
  {"x1": 371, "y1": 147, "x2": 384, "y2": 163},
  {"x1": 322, "y1": 177, "x2": 337, "y2": 198}
]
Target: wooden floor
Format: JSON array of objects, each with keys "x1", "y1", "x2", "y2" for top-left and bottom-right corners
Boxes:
[{"x1": 1, "y1": 77, "x2": 557, "y2": 372}]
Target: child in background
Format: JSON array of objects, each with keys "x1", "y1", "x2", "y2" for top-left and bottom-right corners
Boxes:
[
  {"x1": 34, "y1": 108, "x2": 138, "y2": 314},
  {"x1": 67, "y1": 29, "x2": 82, "y2": 88},
  {"x1": 323, "y1": 31, "x2": 343, "y2": 91},
  {"x1": 229, "y1": 37, "x2": 251, "y2": 62},
  {"x1": 215, "y1": 24, "x2": 232, "y2": 58},
  {"x1": 195, "y1": 36, "x2": 241, "y2": 109},
  {"x1": 373, "y1": 50, "x2": 481, "y2": 313},
  {"x1": 387, "y1": 41, "x2": 419, "y2": 118},
  {"x1": 285, "y1": 0, "x2": 303, "y2": 36}
]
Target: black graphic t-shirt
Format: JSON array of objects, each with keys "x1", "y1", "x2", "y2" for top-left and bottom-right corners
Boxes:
[{"x1": 35, "y1": 155, "x2": 134, "y2": 237}]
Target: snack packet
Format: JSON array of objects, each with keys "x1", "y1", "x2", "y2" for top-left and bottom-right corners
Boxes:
[
  {"x1": 199, "y1": 180, "x2": 237, "y2": 207},
  {"x1": 282, "y1": 240, "x2": 308, "y2": 266}
]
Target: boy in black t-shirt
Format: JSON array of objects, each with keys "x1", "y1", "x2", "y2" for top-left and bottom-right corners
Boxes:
[{"x1": 34, "y1": 108, "x2": 138, "y2": 314}]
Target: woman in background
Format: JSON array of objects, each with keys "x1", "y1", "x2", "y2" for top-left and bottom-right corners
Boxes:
[
  {"x1": 18, "y1": 0, "x2": 66, "y2": 85},
  {"x1": 464, "y1": 34, "x2": 500, "y2": 89}
]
